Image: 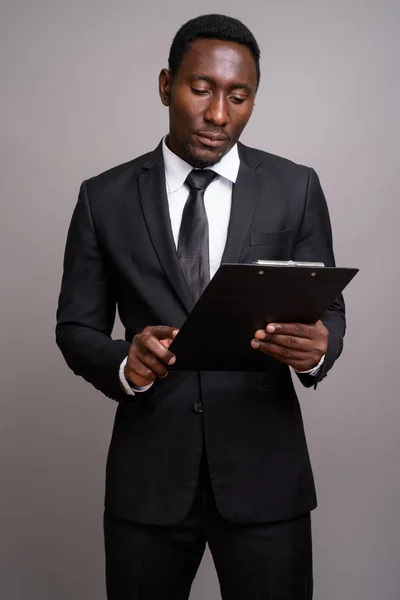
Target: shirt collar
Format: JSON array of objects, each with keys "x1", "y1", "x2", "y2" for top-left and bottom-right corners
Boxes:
[{"x1": 162, "y1": 136, "x2": 240, "y2": 194}]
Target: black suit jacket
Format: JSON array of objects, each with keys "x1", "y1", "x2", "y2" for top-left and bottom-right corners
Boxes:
[{"x1": 56, "y1": 141, "x2": 345, "y2": 525}]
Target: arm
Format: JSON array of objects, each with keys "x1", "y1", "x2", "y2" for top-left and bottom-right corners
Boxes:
[
  {"x1": 56, "y1": 182, "x2": 179, "y2": 401},
  {"x1": 56, "y1": 181, "x2": 131, "y2": 402},
  {"x1": 293, "y1": 168, "x2": 346, "y2": 388},
  {"x1": 252, "y1": 168, "x2": 345, "y2": 389}
]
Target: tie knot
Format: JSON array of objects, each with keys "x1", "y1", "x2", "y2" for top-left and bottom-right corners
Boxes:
[{"x1": 185, "y1": 169, "x2": 217, "y2": 191}]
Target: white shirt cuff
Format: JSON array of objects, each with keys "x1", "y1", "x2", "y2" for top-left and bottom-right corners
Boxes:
[
  {"x1": 295, "y1": 354, "x2": 325, "y2": 376},
  {"x1": 119, "y1": 357, "x2": 154, "y2": 396}
]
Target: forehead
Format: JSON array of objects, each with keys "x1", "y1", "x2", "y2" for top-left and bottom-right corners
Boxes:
[{"x1": 178, "y1": 38, "x2": 257, "y2": 86}]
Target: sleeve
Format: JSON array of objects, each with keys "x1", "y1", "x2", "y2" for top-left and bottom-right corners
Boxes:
[
  {"x1": 55, "y1": 181, "x2": 136, "y2": 402},
  {"x1": 292, "y1": 168, "x2": 346, "y2": 389}
]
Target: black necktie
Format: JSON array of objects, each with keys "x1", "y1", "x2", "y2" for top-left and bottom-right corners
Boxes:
[{"x1": 178, "y1": 169, "x2": 217, "y2": 302}]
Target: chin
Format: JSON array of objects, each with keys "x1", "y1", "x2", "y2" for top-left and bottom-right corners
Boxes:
[{"x1": 183, "y1": 143, "x2": 226, "y2": 169}]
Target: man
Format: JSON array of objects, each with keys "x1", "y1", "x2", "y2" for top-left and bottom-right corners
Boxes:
[{"x1": 56, "y1": 14, "x2": 345, "y2": 600}]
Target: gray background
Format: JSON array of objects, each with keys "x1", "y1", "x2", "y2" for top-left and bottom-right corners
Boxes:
[{"x1": 1, "y1": 0, "x2": 399, "y2": 598}]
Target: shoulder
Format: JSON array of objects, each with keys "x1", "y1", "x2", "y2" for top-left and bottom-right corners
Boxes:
[
  {"x1": 83, "y1": 149, "x2": 154, "y2": 197},
  {"x1": 239, "y1": 143, "x2": 311, "y2": 181}
]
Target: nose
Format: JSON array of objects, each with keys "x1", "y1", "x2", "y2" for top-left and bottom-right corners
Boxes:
[{"x1": 204, "y1": 93, "x2": 229, "y2": 127}]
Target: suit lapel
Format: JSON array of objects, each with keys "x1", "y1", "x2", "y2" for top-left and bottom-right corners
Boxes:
[
  {"x1": 138, "y1": 143, "x2": 194, "y2": 314},
  {"x1": 137, "y1": 142, "x2": 262, "y2": 313},
  {"x1": 221, "y1": 143, "x2": 262, "y2": 264}
]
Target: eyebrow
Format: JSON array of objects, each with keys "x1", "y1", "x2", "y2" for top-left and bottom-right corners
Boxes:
[{"x1": 192, "y1": 75, "x2": 252, "y2": 94}]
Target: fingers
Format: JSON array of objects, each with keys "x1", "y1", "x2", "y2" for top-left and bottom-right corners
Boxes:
[
  {"x1": 255, "y1": 328, "x2": 310, "y2": 349},
  {"x1": 252, "y1": 320, "x2": 328, "y2": 371},
  {"x1": 254, "y1": 332, "x2": 319, "y2": 353},
  {"x1": 142, "y1": 332, "x2": 177, "y2": 365},
  {"x1": 255, "y1": 321, "x2": 327, "y2": 346},
  {"x1": 125, "y1": 325, "x2": 180, "y2": 387},
  {"x1": 257, "y1": 322, "x2": 315, "y2": 339},
  {"x1": 124, "y1": 357, "x2": 159, "y2": 388},
  {"x1": 138, "y1": 325, "x2": 179, "y2": 364},
  {"x1": 251, "y1": 335, "x2": 313, "y2": 357},
  {"x1": 150, "y1": 325, "x2": 180, "y2": 340},
  {"x1": 126, "y1": 349, "x2": 169, "y2": 386},
  {"x1": 251, "y1": 338, "x2": 316, "y2": 370}
]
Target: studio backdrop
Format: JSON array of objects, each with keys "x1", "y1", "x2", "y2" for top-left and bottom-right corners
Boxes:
[{"x1": 1, "y1": 1, "x2": 399, "y2": 599}]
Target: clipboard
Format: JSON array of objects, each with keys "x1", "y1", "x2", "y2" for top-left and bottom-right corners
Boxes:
[{"x1": 169, "y1": 262, "x2": 359, "y2": 371}]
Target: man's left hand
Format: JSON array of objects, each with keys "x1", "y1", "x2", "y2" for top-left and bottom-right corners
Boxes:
[{"x1": 251, "y1": 320, "x2": 328, "y2": 372}]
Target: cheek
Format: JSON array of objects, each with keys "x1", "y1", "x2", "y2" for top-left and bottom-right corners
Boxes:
[
  {"x1": 171, "y1": 102, "x2": 196, "y2": 132},
  {"x1": 231, "y1": 111, "x2": 252, "y2": 137},
  {"x1": 172, "y1": 88, "x2": 200, "y2": 118}
]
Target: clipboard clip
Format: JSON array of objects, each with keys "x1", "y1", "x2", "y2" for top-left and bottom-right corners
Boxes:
[{"x1": 253, "y1": 260, "x2": 325, "y2": 267}]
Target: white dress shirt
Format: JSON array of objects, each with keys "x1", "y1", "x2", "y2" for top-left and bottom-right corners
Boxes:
[
  {"x1": 119, "y1": 139, "x2": 324, "y2": 395},
  {"x1": 162, "y1": 136, "x2": 238, "y2": 278}
]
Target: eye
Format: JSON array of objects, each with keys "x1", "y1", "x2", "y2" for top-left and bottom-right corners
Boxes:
[
  {"x1": 230, "y1": 96, "x2": 246, "y2": 104},
  {"x1": 191, "y1": 87, "x2": 209, "y2": 96}
]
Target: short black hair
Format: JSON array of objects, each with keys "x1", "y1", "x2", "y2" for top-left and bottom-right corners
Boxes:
[{"x1": 168, "y1": 14, "x2": 261, "y2": 88}]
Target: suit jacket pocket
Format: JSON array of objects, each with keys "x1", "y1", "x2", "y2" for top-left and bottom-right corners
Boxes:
[{"x1": 250, "y1": 231, "x2": 290, "y2": 246}]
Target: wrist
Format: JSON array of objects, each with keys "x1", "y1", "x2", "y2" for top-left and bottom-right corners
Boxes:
[
  {"x1": 124, "y1": 363, "x2": 133, "y2": 385},
  {"x1": 124, "y1": 362, "x2": 152, "y2": 389}
]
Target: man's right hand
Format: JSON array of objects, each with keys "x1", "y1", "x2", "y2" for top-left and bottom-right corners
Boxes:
[{"x1": 124, "y1": 325, "x2": 179, "y2": 388}]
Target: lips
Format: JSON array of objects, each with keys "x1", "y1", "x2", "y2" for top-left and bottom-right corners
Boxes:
[{"x1": 195, "y1": 132, "x2": 228, "y2": 148}]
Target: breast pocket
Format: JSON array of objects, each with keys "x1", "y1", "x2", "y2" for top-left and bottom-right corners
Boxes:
[{"x1": 243, "y1": 230, "x2": 291, "y2": 263}]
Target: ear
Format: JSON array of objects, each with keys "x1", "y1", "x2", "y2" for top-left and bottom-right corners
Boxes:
[{"x1": 159, "y1": 68, "x2": 171, "y2": 107}]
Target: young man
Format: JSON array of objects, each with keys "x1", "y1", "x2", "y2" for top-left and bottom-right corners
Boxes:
[{"x1": 56, "y1": 14, "x2": 345, "y2": 600}]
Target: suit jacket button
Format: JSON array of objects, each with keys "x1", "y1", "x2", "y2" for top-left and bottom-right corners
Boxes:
[{"x1": 193, "y1": 402, "x2": 203, "y2": 414}]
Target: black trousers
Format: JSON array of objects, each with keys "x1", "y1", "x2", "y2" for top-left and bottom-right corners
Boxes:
[{"x1": 104, "y1": 459, "x2": 313, "y2": 600}]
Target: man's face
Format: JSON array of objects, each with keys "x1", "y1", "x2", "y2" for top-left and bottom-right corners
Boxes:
[{"x1": 159, "y1": 38, "x2": 258, "y2": 168}]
